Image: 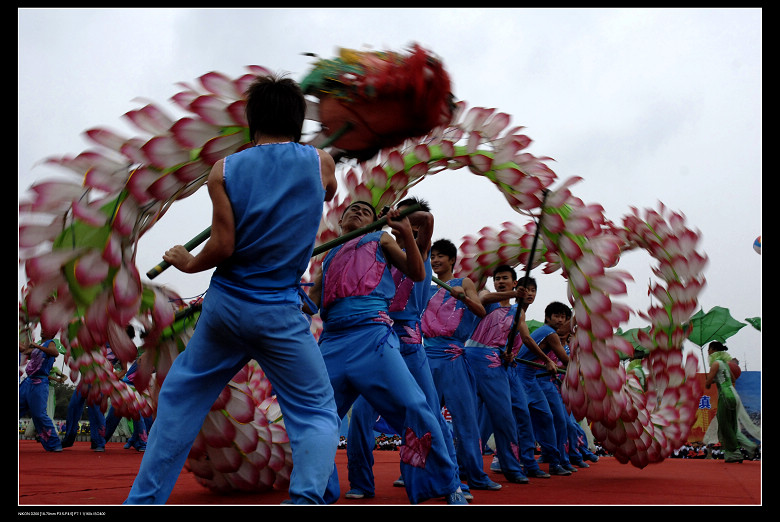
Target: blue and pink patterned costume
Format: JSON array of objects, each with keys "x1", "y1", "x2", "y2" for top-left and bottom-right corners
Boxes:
[
  {"x1": 514, "y1": 324, "x2": 567, "y2": 468},
  {"x1": 464, "y1": 303, "x2": 536, "y2": 480},
  {"x1": 19, "y1": 340, "x2": 63, "y2": 452},
  {"x1": 422, "y1": 278, "x2": 498, "y2": 488},
  {"x1": 319, "y1": 234, "x2": 461, "y2": 504},
  {"x1": 104, "y1": 359, "x2": 150, "y2": 450},
  {"x1": 346, "y1": 255, "x2": 462, "y2": 498}
]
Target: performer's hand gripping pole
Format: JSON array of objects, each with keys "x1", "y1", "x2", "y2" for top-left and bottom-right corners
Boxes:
[{"x1": 431, "y1": 276, "x2": 466, "y2": 300}]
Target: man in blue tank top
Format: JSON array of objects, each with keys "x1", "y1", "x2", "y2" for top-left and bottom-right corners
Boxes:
[
  {"x1": 465, "y1": 266, "x2": 555, "y2": 484},
  {"x1": 125, "y1": 75, "x2": 340, "y2": 505},
  {"x1": 514, "y1": 300, "x2": 575, "y2": 474},
  {"x1": 344, "y1": 200, "x2": 469, "y2": 502},
  {"x1": 420, "y1": 238, "x2": 505, "y2": 493}
]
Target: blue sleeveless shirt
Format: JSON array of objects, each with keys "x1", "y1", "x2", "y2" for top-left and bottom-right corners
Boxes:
[
  {"x1": 211, "y1": 143, "x2": 324, "y2": 302},
  {"x1": 320, "y1": 231, "x2": 396, "y2": 322},
  {"x1": 24, "y1": 340, "x2": 57, "y2": 382},
  {"x1": 388, "y1": 252, "x2": 432, "y2": 325},
  {"x1": 515, "y1": 323, "x2": 556, "y2": 368},
  {"x1": 421, "y1": 277, "x2": 481, "y2": 347}
]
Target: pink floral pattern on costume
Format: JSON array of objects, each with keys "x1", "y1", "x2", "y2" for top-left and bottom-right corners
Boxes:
[
  {"x1": 400, "y1": 323, "x2": 423, "y2": 345},
  {"x1": 39, "y1": 427, "x2": 54, "y2": 443},
  {"x1": 486, "y1": 350, "x2": 503, "y2": 368},
  {"x1": 421, "y1": 288, "x2": 464, "y2": 338},
  {"x1": 511, "y1": 442, "x2": 520, "y2": 462},
  {"x1": 372, "y1": 310, "x2": 394, "y2": 327},
  {"x1": 24, "y1": 350, "x2": 44, "y2": 378},
  {"x1": 389, "y1": 269, "x2": 413, "y2": 312},
  {"x1": 399, "y1": 427, "x2": 432, "y2": 469},
  {"x1": 323, "y1": 236, "x2": 387, "y2": 309},
  {"x1": 445, "y1": 344, "x2": 465, "y2": 360},
  {"x1": 468, "y1": 307, "x2": 520, "y2": 353}
]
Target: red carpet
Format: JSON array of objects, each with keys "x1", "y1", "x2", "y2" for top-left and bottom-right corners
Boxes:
[{"x1": 18, "y1": 440, "x2": 761, "y2": 509}]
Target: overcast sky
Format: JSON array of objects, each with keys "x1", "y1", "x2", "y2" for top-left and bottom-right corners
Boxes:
[{"x1": 18, "y1": 8, "x2": 761, "y2": 371}]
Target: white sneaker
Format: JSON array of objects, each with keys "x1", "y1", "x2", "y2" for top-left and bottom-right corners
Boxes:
[{"x1": 345, "y1": 489, "x2": 367, "y2": 499}]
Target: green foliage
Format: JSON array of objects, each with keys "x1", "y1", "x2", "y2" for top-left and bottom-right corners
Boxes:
[{"x1": 53, "y1": 382, "x2": 77, "y2": 420}]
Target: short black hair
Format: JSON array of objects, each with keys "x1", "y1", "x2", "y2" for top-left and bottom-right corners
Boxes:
[
  {"x1": 245, "y1": 74, "x2": 306, "y2": 143},
  {"x1": 709, "y1": 341, "x2": 728, "y2": 352},
  {"x1": 545, "y1": 301, "x2": 570, "y2": 319},
  {"x1": 342, "y1": 200, "x2": 378, "y2": 221},
  {"x1": 493, "y1": 264, "x2": 517, "y2": 280},
  {"x1": 518, "y1": 275, "x2": 537, "y2": 290},
  {"x1": 431, "y1": 238, "x2": 457, "y2": 261},
  {"x1": 397, "y1": 196, "x2": 431, "y2": 213}
]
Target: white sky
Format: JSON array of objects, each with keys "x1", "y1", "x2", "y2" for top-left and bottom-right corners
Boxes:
[{"x1": 18, "y1": 8, "x2": 761, "y2": 372}]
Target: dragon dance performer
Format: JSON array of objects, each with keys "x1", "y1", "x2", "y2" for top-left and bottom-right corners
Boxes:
[
  {"x1": 125, "y1": 74, "x2": 341, "y2": 505},
  {"x1": 421, "y1": 238, "x2": 505, "y2": 492},
  {"x1": 465, "y1": 266, "x2": 559, "y2": 483},
  {"x1": 553, "y1": 313, "x2": 599, "y2": 467},
  {"x1": 61, "y1": 371, "x2": 110, "y2": 452},
  {"x1": 305, "y1": 200, "x2": 467, "y2": 505},
  {"x1": 345, "y1": 199, "x2": 468, "y2": 501},
  {"x1": 512, "y1": 299, "x2": 576, "y2": 474},
  {"x1": 19, "y1": 330, "x2": 64, "y2": 452},
  {"x1": 104, "y1": 326, "x2": 151, "y2": 452}
]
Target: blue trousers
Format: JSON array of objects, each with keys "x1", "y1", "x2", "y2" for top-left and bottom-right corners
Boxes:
[
  {"x1": 61, "y1": 386, "x2": 106, "y2": 448},
  {"x1": 478, "y1": 402, "x2": 493, "y2": 454},
  {"x1": 539, "y1": 377, "x2": 597, "y2": 464},
  {"x1": 463, "y1": 345, "x2": 527, "y2": 481},
  {"x1": 512, "y1": 365, "x2": 563, "y2": 467},
  {"x1": 19, "y1": 378, "x2": 62, "y2": 451},
  {"x1": 538, "y1": 375, "x2": 572, "y2": 466},
  {"x1": 564, "y1": 413, "x2": 590, "y2": 463},
  {"x1": 504, "y1": 366, "x2": 545, "y2": 472},
  {"x1": 128, "y1": 417, "x2": 155, "y2": 448},
  {"x1": 346, "y1": 396, "x2": 383, "y2": 496},
  {"x1": 105, "y1": 406, "x2": 147, "y2": 450},
  {"x1": 347, "y1": 345, "x2": 462, "y2": 497},
  {"x1": 425, "y1": 345, "x2": 494, "y2": 488},
  {"x1": 320, "y1": 318, "x2": 461, "y2": 504},
  {"x1": 125, "y1": 288, "x2": 340, "y2": 505}
]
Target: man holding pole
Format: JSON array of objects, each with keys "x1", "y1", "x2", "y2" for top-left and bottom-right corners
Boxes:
[
  {"x1": 505, "y1": 286, "x2": 572, "y2": 476},
  {"x1": 125, "y1": 74, "x2": 341, "y2": 505},
  {"x1": 464, "y1": 265, "x2": 556, "y2": 483},
  {"x1": 421, "y1": 238, "x2": 506, "y2": 492},
  {"x1": 344, "y1": 199, "x2": 470, "y2": 501},
  {"x1": 305, "y1": 199, "x2": 468, "y2": 505},
  {"x1": 514, "y1": 300, "x2": 578, "y2": 473}
]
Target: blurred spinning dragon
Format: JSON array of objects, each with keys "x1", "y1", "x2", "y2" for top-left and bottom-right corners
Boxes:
[{"x1": 18, "y1": 44, "x2": 706, "y2": 492}]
